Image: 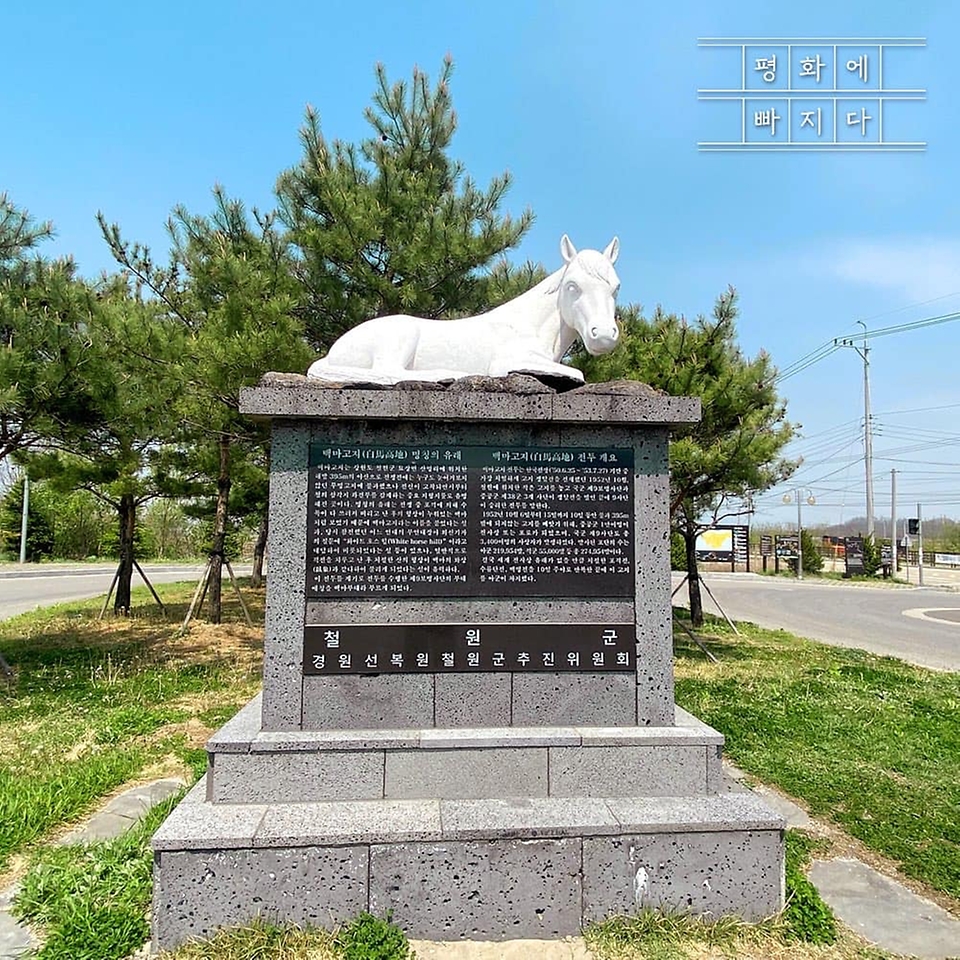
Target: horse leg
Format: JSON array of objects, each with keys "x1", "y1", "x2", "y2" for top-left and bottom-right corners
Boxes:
[{"x1": 490, "y1": 352, "x2": 585, "y2": 383}]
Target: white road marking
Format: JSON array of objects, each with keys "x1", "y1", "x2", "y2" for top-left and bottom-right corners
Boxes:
[{"x1": 902, "y1": 607, "x2": 960, "y2": 626}]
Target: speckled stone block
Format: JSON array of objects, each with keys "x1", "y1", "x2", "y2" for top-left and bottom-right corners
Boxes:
[
  {"x1": 247, "y1": 384, "x2": 696, "y2": 734},
  {"x1": 439, "y1": 797, "x2": 620, "y2": 840},
  {"x1": 152, "y1": 778, "x2": 265, "y2": 850},
  {"x1": 384, "y1": 747, "x2": 548, "y2": 799},
  {"x1": 204, "y1": 694, "x2": 261, "y2": 753},
  {"x1": 631, "y1": 434, "x2": 674, "y2": 726},
  {"x1": 210, "y1": 751, "x2": 384, "y2": 803},
  {"x1": 261, "y1": 423, "x2": 310, "y2": 730},
  {"x1": 254, "y1": 799, "x2": 443, "y2": 846},
  {"x1": 582, "y1": 829, "x2": 785, "y2": 923},
  {"x1": 435, "y1": 672, "x2": 512, "y2": 727},
  {"x1": 301, "y1": 674, "x2": 434, "y2": 729},
  {"x1": 239, "y1": 376, "x2": 701, "y2": 427},
  {"x1": 548, "y1": 745, "x2": 707, "y2": 797},
  {"x1": 512, "y1": 673, "x2": 637, "y2": 726},
  {"x1": 368, "y1": 839, "x2": 583, "y2": 940},
  {"x1": 153, "y1": 845, "x2": 368, "y2": 951},
  {"x1": 706, "y1": 744, "x2": 724, "y2": 795}
]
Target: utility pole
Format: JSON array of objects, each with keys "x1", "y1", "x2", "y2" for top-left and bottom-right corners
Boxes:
[
  {"x1": 917, "y1": 502, "x2": 924, "y2": 586},
  {"x1": 836, "y1": 323, "x2": 874, "y2": 537},
  {"x1": 19, "y1": 473, "x2": 29, "y2": 564},
  {"x1": 860, "y1": 321, "x2": 874, "y2": 536},
  {"x1": 891, "y1": 469, "x2": 898, "y2": 572}
]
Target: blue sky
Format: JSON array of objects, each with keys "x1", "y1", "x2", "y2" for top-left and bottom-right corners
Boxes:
[{"x1": 4, "y1": 0, "x2": 958, "y2": 529}]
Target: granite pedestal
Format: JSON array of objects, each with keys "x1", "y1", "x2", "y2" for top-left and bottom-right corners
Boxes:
[{"x1": 151, "y1": 375, "x2": 785, "y2": 951}]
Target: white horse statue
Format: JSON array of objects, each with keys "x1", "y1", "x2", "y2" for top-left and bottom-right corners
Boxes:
[{"x1": 306, "y1": 235, "x2": 622, "y2": 385}]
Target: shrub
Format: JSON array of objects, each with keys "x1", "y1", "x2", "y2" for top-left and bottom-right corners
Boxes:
[
  {"x1": 335, "y1": 910, "x2": 413, "y2": 960},
  {"x1": 670, "y1": 530, "x2": 687, "y2": 571}
]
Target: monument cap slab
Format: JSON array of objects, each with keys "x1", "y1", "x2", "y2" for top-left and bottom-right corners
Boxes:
[{"x1": 240, "y1": 374, "x2": 700, "y2": 426}]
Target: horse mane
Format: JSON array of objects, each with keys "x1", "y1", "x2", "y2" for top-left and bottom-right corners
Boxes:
[{"x1": 543, "y1": 249, "x2": 617, "y2": 295}]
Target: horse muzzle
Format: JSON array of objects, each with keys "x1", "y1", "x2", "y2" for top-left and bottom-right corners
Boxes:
[{"x1": 584, "y1": 326, "x2": 620, "y2": 355}]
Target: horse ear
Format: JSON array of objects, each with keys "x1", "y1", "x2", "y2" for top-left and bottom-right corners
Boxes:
[
  {"x1": 603, "y1": 237, "x2": 620, "y2": 264},
  {"x1": 560, "y1": 235, "x2": 577, "y2": 263}
]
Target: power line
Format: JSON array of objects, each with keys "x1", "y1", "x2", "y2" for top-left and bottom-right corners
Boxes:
[
  {"x1": 776, "y1": 308, "x2": 960, "y2": 387},
  {"x1": 834, "y1": 309, "x2": 960, "y2": 347},
  {"x1": 874, "y1": 400, "x2": 960, "y2": 417}
]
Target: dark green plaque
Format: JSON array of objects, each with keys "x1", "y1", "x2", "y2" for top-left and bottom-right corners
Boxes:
[{"x1": 306, "y1": 443, "x2": 635, "y2": 598}]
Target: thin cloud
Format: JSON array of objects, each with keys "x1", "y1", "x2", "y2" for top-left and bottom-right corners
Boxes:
[{"x1": 810, "y1": 239, "x2": 960, "y2": 303}]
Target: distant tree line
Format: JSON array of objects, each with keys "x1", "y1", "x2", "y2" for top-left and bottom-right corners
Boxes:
[{"x1": 0, "y1": 57, "x2": 796, "y2": 626}]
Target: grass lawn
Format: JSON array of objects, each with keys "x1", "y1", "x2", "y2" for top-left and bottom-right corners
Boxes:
[
  {"x1": 674, "y1": 610, "x2": 960, "y2": 902},
  {"x1": 0, "y1": 582, "x2": 263, "y2": 882},
  {"x1": 0, "y1": 584, "x2": 957, "y2": 959}
]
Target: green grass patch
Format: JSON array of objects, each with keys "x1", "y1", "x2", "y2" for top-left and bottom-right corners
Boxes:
[
  {"x1": 162, "y1": 919, "x2": 339, "y2": 958},
  {"x1": 13, "y1": 792, "x2": 183, "y2": 959},
  {"x1": 335, "y1": 910, "x2": 413, "y2": 959},
  {"x1": 0, "y1": 580, "x2": 263, "y2": 869},
  {"x1": 586, "y1": 910, "x2": 775, "y2": 959},
  {"x1": 674, "y1": 612, "x2": 960, "y2": 899},
  {"x1": 783, "y1": 833, "x2": 837, "y2": 944}
]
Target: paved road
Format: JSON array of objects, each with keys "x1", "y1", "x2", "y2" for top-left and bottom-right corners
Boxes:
[
  {"x1": 673, "y1": 572, "x2": 960, "y2": 672},
  {"x1": 0, "y1": 563, "x2": 244, "y2": 621}
]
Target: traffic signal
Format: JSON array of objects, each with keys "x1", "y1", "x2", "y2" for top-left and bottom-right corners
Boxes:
[{"x1": 908, "y1": 518, "x2": 920, "y2": 535}]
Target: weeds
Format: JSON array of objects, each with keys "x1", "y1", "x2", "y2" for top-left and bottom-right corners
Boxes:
[
  {"x1": 162, "y1": 919, "x2": 339, "y2": 958},
  {"x1": 13, "y1": 793, "x2": 183, "y2": 959},
  {"x1": 783, "y1": 833, "x2": 838, "y2": 944},
  {"x1": 335, "y1": 911, "x2": 413, "y2": 960}
]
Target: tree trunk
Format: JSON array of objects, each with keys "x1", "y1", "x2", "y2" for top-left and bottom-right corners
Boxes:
[
  {"x1": 114, "y1": 493, "x2": 136, "y2": 616},
  {"x1": 683, "y1": 524, "x2": 705, "y2": 628},
  {"x1": 208, "y1": 436, "x2": 231, "y2": 624},
  {"x1": 251, "y1": 513, "x2": 268, "y2": 588}
]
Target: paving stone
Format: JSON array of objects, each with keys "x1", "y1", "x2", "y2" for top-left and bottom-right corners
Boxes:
[
  {"x1": 0, "y1": 887, "x2": 35, "y2": 960},
  {"x1": 59, "y1": 776, "x2": 186, "y2": 845},
  {"x1": 810, "y1": 858, "x2": 960, "y2": 960}
]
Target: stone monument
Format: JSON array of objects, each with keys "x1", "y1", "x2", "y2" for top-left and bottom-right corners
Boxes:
[{"x1": 150, "y1": 241, "x2": 785, "y2": 951}]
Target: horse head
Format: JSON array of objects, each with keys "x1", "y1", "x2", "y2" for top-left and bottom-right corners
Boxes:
[{"x1": 556, "y1": 235, "x2": 621, "y2": 356}]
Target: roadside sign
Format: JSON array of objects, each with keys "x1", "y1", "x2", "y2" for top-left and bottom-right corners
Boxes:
[
  {"x1": 775, "y1": 534, "x2": 798, "y2": 558},
  {"x1": 844, "y1": 536, "x2": 865, "y2": 576},
  {"x1": 696, "y1": 525, "x2": 749, "y2": 566}
]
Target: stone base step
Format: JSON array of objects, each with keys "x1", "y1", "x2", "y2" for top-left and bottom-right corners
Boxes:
[
  {"x1": 204, "y1": 696, "x2": 725, "y2": 803},
  {"x1": 152, "y1": 779, "x2": 785, "y2": 951}
]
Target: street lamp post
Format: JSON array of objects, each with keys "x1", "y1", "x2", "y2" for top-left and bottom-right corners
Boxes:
[{"x1": 783, "y1": 488, "x2": 816, "y2": 580}]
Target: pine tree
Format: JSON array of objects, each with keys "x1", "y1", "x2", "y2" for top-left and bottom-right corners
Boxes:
[
  {"x1": 100, "y1": 189, "x2": 312, "y2": 622},
  {"x1": 0, "y1": 196, "x2": 102, "y2": 462},
  {"x1": 276, "y1": 57, "x2": 537, "y2": 352},
  {"x1": 579, "y1": 290, "x2": 797, "y2": 626},
  {"x1": 25, "y1": 276, "x2": 183, "y2": 613}
]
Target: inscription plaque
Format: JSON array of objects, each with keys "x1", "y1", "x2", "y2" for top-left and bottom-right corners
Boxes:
[
  {"x1": 306, "y1": 444, "x2": 635, "y2": 598},
  {"x1": 304, "y1": 623, "x2": 635, "y2": 674}
]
